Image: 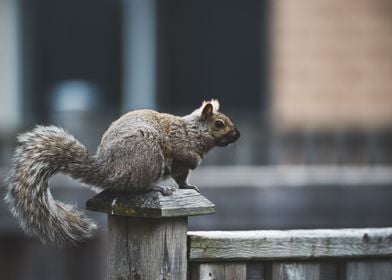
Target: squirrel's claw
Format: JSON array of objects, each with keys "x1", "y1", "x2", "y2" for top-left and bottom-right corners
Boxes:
[
  {"x1": 153, "y1": 185, "x2": 177, "y2": 196},
  {"x1": 179, "y1": 184, "x2": 200, "y2": 193}
]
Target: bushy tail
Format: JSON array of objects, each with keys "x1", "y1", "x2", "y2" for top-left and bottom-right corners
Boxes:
[{"x1": 4, "y1": 126, "x2": 101, "y2": 246}]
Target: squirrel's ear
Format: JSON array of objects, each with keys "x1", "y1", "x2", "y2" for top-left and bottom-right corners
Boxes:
[
  {"x1": 201, "y1": 103, "x2": 214, "y2": 120},
  {"x1": 209, "y1": 99, "x2": 220, "y2": 111}
]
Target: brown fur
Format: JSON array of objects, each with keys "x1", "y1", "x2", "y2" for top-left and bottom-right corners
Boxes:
[{"x1": 4, "y1": 100, "x2": 240, "y2": 246}]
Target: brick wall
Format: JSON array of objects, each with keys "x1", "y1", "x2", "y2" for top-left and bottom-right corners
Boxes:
[{"x1": 272, "y1": 0, "x2": 392, "y2": 131}]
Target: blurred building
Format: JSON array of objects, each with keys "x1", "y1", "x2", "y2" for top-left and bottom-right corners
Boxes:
[
  {"x1": 271, "y1": 0, "x2": 392, "y2": 165},
  {"x1": 1, "y1": 0, "x2": 392, "y2": 167}
]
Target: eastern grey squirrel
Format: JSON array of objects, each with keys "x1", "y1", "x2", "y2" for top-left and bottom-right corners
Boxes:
[{"x1": 4, "y1": 100, "x2": 240, "y2": 246}]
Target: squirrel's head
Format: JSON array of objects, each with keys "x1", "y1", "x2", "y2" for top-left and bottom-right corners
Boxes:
[{"x1": 194, "y1": 99, "x2": 240, "y2": 147}]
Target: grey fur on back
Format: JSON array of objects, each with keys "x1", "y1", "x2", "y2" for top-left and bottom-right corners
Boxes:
[{"x1": 3, "y1": 101, "x2": 240, "y2": 246}]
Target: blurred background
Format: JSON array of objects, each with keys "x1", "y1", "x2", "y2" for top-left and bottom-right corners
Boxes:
[{"x1": 1, "y1": 0, "x2": 392, "y2": 279}]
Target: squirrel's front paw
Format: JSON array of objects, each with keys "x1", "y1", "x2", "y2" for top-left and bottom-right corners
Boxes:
[
  {"x1": 153, "y1": 185, "x2": 177, "y2": 196},
  {"x1": 179, "y1": 184, "x2": 200, "y2": 193}
]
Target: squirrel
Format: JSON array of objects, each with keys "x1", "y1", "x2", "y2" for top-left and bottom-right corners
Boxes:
[{"x1": 4, "y1": 99, "x2": 240, "y2": 246}]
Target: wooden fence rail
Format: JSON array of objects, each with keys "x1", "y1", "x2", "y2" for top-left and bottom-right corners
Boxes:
[
  {"x1": 86, "y1": 189, "x2": 392, "y2": 280},
  {"x1": 188, "y1": 228, "x2": 392, "y2": 280}
]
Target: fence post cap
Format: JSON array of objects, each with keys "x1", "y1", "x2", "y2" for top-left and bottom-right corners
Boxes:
[{"x1": 86, "y1": 188, "x2": 215, "y2": 218}]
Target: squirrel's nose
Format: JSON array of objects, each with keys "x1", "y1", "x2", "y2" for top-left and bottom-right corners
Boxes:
[{"x1": 231, "y1": 128, "x2": 240, "y2": 141}]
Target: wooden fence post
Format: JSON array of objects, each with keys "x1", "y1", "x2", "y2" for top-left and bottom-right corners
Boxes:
[{"x1": 86, "y1": 188, "x2": 215, "y2": 280}]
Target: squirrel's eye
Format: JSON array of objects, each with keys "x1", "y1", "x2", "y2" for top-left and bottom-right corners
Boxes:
[{"x1": 214, "y1": 120, "x2": 225, "y2": 129}]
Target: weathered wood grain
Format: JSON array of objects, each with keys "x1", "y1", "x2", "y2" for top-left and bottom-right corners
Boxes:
[
  {"x1": 267, "y1": 262, "x2": 338, "y2": 280},
  {"x1": 107, "y1": 216, "x2": 130, "y2": 279},
  {"x1": 107, "y1": 215, "x2": 188, "y2": 280},
  {"x1": 190, "y1": 262, "x2": 264, "y2": 280},
  {"x1": 88, "y1": 189, "x2": 216, "y2": 279},
  {"x1": 191, "y1": 263, "x2": 247, "y2": 280},
  {"x1": 86, "y1": 188, "x2": 215, "y2": 218},
  {"x1": 345, "y1": 260, "x2": 392, "y2": 280},
  {"x1": 246, "y1": 263, "x2": 265, "y2": 280},
  {"x1": 188, "y1": 228, "x2": 392, "y2": 261}
]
